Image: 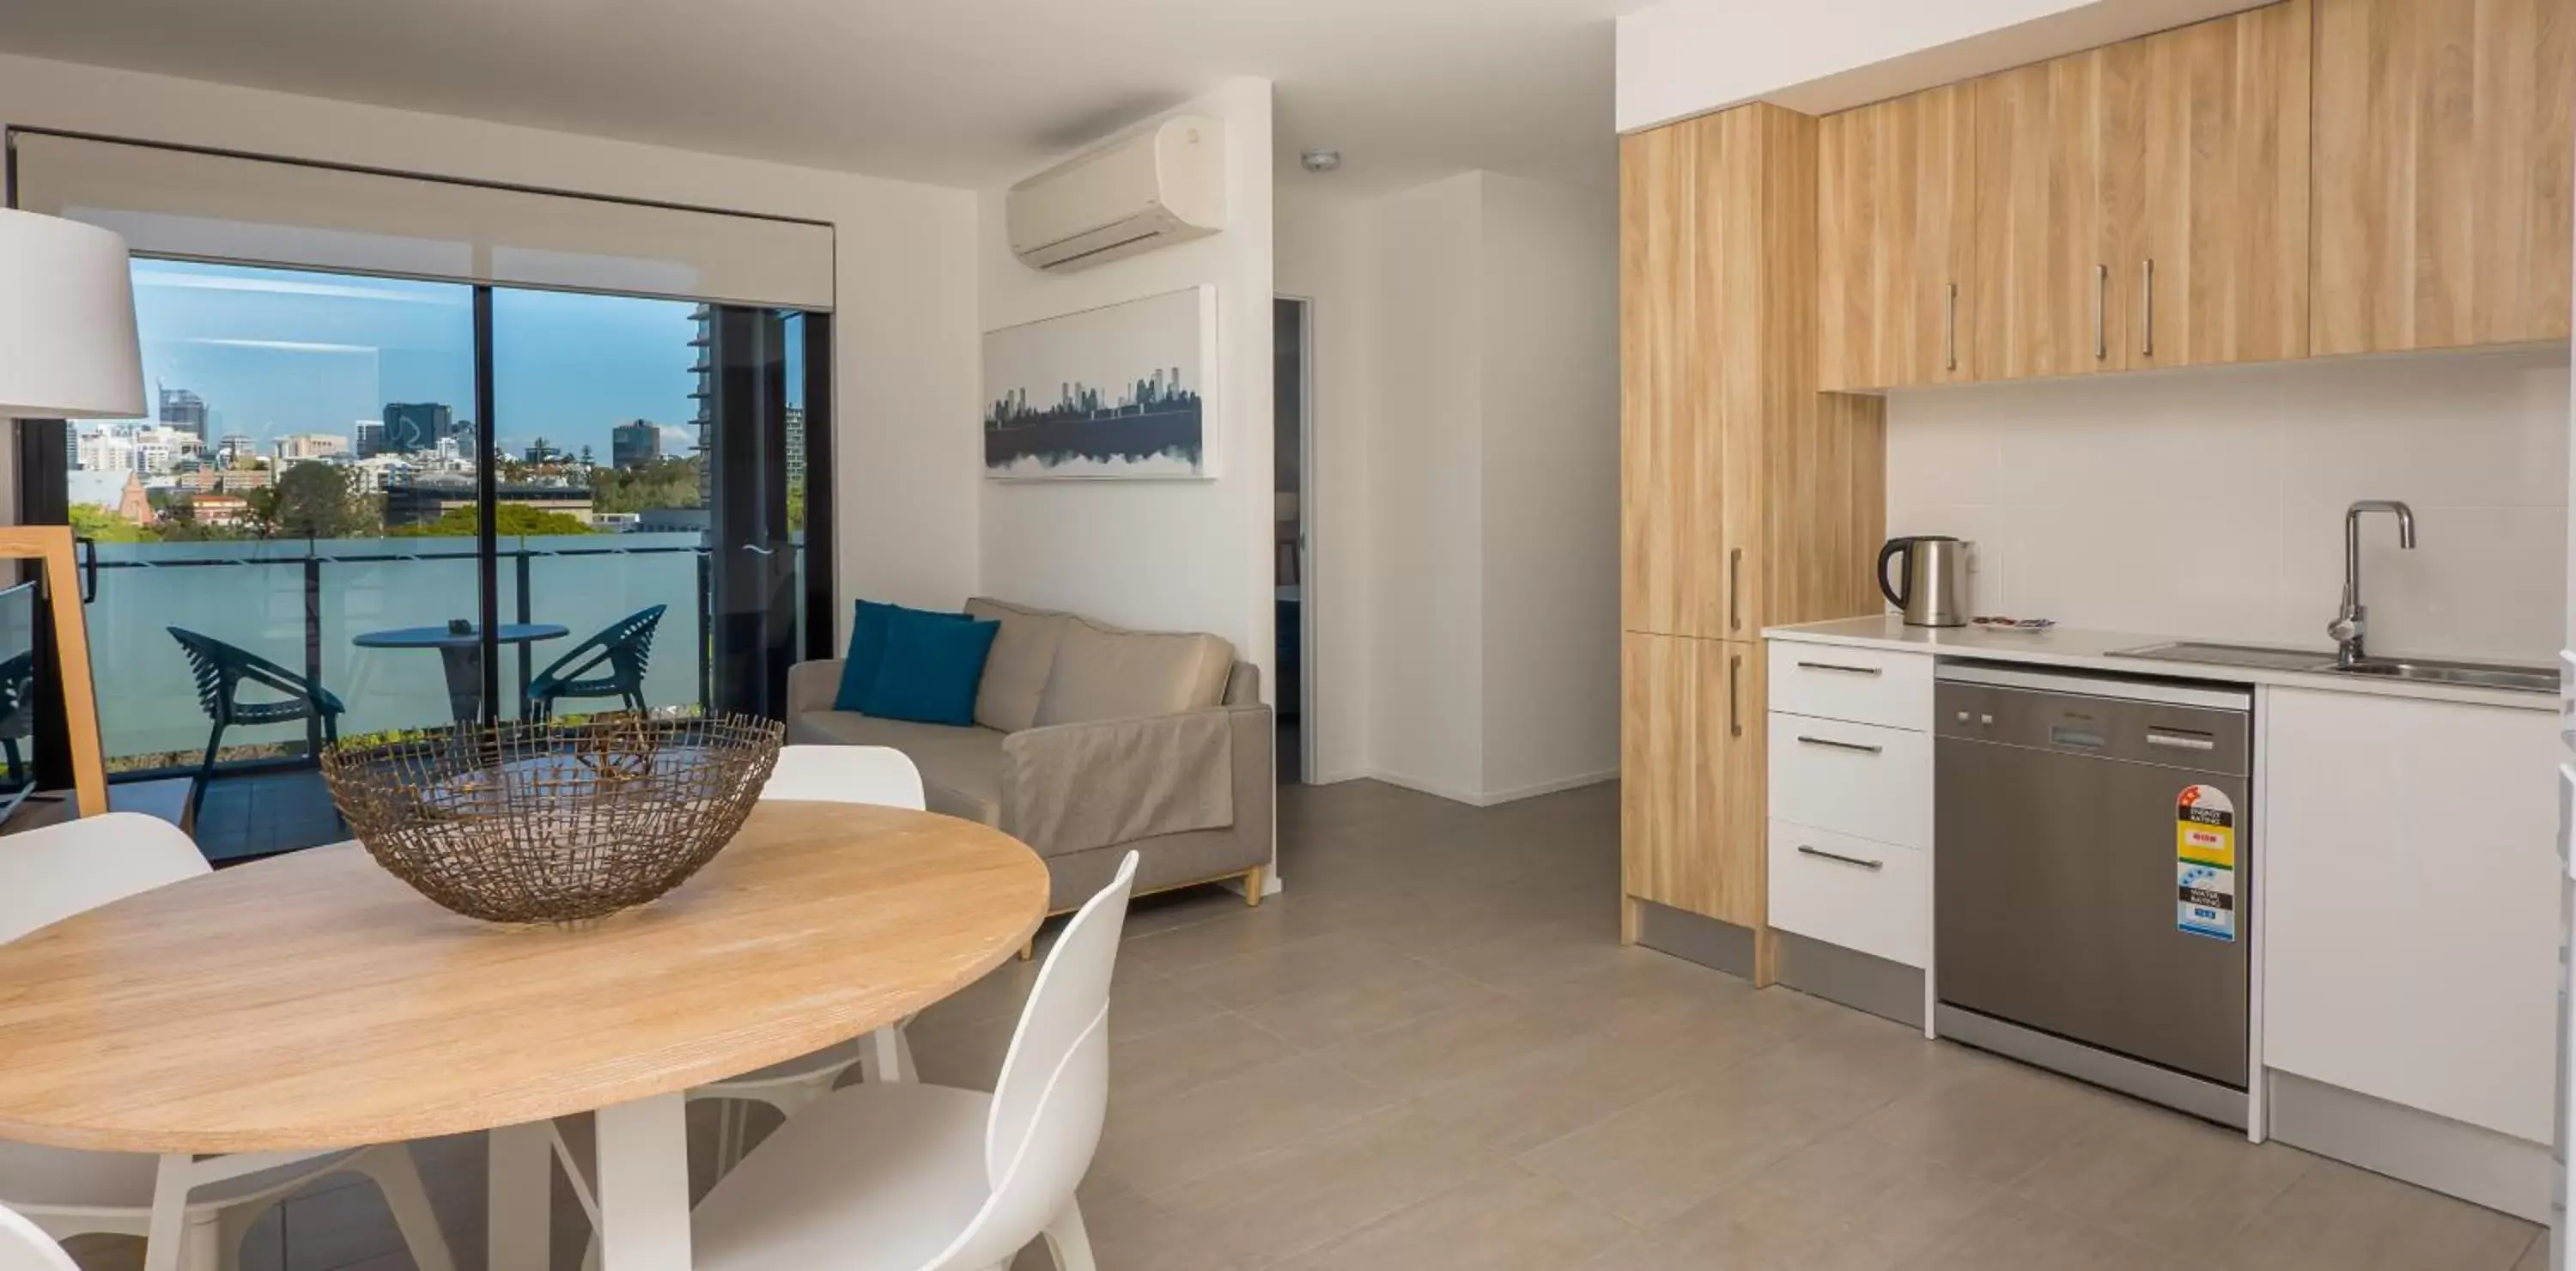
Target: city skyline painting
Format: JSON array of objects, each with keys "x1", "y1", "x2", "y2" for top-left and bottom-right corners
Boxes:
[{"x1": 982, "y1": 286, "x2": 1215, "y2": 480}]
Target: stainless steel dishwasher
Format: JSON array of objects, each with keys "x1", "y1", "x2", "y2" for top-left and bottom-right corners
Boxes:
[{"x1": 1934, "y1": 661, "x2": 2253, "y2": 1128}]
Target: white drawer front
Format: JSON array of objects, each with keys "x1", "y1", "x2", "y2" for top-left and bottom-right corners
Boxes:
[
  {"x1": 1767, "y1": 713, "x2": 1929, "y2": 848},
  {"x1": 1769, "y1": 819, "x2": 1928, "y2": 968},
  {"x1": 1767, "y1": 641, "x2": 1933, "y2": 731}
]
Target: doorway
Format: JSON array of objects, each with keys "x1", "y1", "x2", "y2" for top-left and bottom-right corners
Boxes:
[{"x1": 1274, "y1": 295, "x2": 1312, "y2": 785}]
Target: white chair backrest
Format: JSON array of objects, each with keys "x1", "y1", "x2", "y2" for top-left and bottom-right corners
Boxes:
[
  {"x1": 0, "y1": 812, "x2": 209, "y2": 945},
  {"x1": 0, "y1": 1201, "x2": 77, "y2": 1271},
  {"x1": 932, "y1": 851, "x2": 1137, "y2": 1271},
  {"x1": 761, "y1": 745, "x2": 925, "y2": 811}
]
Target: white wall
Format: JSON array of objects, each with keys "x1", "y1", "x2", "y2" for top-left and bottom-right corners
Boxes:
[
  {"x1": 1365, "y1": 173, "x2": 1489, "y2": 798},
  {"x1": 1279, "y1": 169, "x2": 1619, "y2": 804},
  {"x1": 975, "y1": 79, "x2": 1278, "y2": 699},
  {"x1": 1616, "y1": 0, "x2": 2265, "y2": 132},
  {"x1": 1478, "y1": 173, "x2": 1620, "y2": 800},
  {"x1": 0, "y1": 51, "x2": 982, "y2": 625},
  {"x1": 1887, "y1": 347, "x2": 2573, "y2": 663}
]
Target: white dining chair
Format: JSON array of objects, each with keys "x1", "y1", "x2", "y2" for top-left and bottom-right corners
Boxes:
[
  {"x1": 0, "y1": 812, "x2": 457, "y2": 1271},
  {"x1": 690, "y1": 745, "x2": 933, "y2": 1174},
  {"x1": 0, "y1": 1202, "x2": 76, "y2": 1271},
  {"x1": 688, "y1": 849, "x2": 1134, "y2": 1271}
]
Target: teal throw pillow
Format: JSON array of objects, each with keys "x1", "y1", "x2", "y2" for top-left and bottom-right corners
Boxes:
[{"x1": 860, "y1": 608, "x2": 1000, "y2": 727}]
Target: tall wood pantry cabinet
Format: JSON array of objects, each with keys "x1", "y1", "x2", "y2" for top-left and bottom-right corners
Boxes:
[{"x1": 1619, "y1": 103, "x2": 1886, "y2": 981}]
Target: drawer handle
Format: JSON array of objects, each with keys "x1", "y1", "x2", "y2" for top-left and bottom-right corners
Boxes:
[
  {"x1": 1798, "y1": 845, "x2": 1884, "y2": 872},
  {"x1": 2148, "y1": 729, "x2": 2215, "y2": 751},
  {"x1": 1795, "y1": 660, "x2": 1881, "y2": 677},
  {"x1": 1797, "y1": 734, "x2": 1883, "y2": 756}
]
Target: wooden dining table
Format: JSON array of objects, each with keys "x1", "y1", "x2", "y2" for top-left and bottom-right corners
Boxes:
[{"x1": 0, "y1": 800, "x2": 1049, "y2": 1271}]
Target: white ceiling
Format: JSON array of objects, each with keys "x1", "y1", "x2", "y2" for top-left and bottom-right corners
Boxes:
[{"x1": 0, "y1": 0, "x2": 1643, "y2": 196}]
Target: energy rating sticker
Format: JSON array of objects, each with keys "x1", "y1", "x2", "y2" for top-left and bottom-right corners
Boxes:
[{"x1": 2177, "y1": 784, "x2": 2237, "y2": 942}]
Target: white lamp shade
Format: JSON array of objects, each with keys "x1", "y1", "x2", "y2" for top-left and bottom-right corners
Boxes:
[{"x1": 0, "y1": 208, "x2": 143, "y2": 419}]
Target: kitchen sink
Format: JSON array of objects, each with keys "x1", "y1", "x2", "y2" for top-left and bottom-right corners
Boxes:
[
  {"x1": 2111, "y1": 642, "x2": 2558, "y2": 693},
  {"x1": 2329, "y1": 657, "x2": 2561, "y2": 694}
]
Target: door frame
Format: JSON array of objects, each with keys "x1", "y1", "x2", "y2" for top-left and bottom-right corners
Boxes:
[{"x1": 1276, "y1": 292, "x2": 1317, "y2": 783}]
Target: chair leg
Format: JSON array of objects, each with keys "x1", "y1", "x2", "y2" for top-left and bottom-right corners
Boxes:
[
  {"x1": 1042, "y1": 1201, "x2": 1097, "y2": 1271},
  {"x1": 180, "y1": 1212, "x2": 222, "y2": 1271},
  {"x1": 349, "y1": 1144, "x2": 459, "y2": 1271},
  {"x1": 189, "y1": 722, "x2": 226, "y2": 820},
  {"x1": 861, "y1": 1025, "x2": 911, "y2": 1085}
]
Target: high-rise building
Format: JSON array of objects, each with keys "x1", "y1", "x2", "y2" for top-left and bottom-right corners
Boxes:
[
  {"x1": 276, "y1": 434, "x2": 349, "y2": 462},
  {"x1": 215, "y1": 433, "x2": 255, "y2": 467},
  {"x1": 784, "y1": 406, "x2": 805, "y2": 478},
  {"x1": 612, "y1": 420, "x2": 661, "y2": 471},
  {"x1": 380, "y1": 403, "x2": 453, "y2": 454},
  {"x1": 690, "y1": 304, "x2": 715, "y2": 504},
  {"x1": 157, "y1": 388, "x2": 209, "y2": 441},
  {"x1": 353, "y1": 420, "x2": 386, "y2": 458}
]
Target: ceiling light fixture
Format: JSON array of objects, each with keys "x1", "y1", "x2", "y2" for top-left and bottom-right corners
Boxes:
[{"x1": 1300, "y1": 149, "x2": 1342, "y2": 173}]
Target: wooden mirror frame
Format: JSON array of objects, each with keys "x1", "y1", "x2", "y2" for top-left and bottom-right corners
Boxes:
[{"x1": 0, "y1": 526, "x2": 106, "y2": 816}]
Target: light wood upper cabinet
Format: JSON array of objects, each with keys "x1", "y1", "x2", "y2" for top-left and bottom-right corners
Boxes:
[
  {"x1": 1619, "y1": 122, "x2": 1723, "y2": 638},
  {"x1": 2108, "y1": 0, "x2": 2313, "y2": 369},
  {"x1": 1622, "y1": 631, "x2": 1766, "y2": 929},
  {"x1": 1972, "y1": 49, "x2": 2118, "y2": 380},
  {"x1": 1623, "y1": 105, "x2": 1843, "y2": 639},
  {"x1": 1818, "y1": 84, "x2": 1978, "y2": 390},
  {"x1": 2312, "y1": 0, "x2": 2576, "y2": 354}
]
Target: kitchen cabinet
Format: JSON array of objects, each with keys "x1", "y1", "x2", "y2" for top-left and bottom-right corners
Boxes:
[
  {"x1": 1620, "y1": 104, "x2": 1885, "y2": 972},
  {"x1": 2312, "y1": 0, "x2": 2576, "y2": 355},
  {"x1": 2107, "y1": 0, "x2": 2312, "y2": 369},
  {"x1": 1971, "y1": 2, "x2": 2312, "y2": 380},
  {"x1": 1971, "y1": 47, "x2": 2116, "y2": 380},
  {"x1": 1818, "y1": 84, "x2": 1978, "y2": 390},
  {"x1": 1621, "y1": 631, "x2": 1765, "y2": 932},
  {"x1": 2262, "y1": 686, "x2": 2560, "y2": 1146}
]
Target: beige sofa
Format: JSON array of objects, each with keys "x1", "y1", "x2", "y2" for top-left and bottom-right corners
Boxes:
[{"x1": 786, "y1": 597, "x2": 1273, "y2": 915}]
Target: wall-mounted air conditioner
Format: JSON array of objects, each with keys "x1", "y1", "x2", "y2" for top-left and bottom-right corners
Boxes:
[{"x1": 1008, "y1": 116, "x2": 1225, "y2": 272}]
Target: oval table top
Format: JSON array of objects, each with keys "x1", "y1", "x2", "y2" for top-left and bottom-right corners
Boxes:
[
  {"x1": 354, "y1": 623, "x2": 570, "y2": 648},
  {"x1": 0, "y1": 800, "x2": 1048, "y2": 1153}
]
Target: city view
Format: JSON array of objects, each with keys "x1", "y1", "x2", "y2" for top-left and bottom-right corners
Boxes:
[{"x1": 63, "y1": 260, "x2": 812, "y2": 801}]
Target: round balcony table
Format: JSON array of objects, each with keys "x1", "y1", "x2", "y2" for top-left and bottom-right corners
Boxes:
[
  {"x1": 0, "y1": 800, "x2": 1048, "y2": 1271},
  {"x1": 352, "y1": 623, "x2": 569, "y2": 725}
]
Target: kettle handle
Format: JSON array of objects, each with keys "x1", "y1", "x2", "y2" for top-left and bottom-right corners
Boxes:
[{"x1": 1877, "y1": 538, "x2": 1911, "y2": 611}]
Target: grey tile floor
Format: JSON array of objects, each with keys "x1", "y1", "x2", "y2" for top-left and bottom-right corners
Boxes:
[{"x1": 65, "y1": 778, "x2": 2551, "y2": 1270}]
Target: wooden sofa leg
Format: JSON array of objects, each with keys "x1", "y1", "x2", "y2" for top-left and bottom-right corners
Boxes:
[{"x1": 1242, "y1": 867, "x2": 1266, "y2": 908}]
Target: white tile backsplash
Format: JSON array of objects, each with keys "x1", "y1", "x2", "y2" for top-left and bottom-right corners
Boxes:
[{"x1": 1885, "y1": 346, "x2": 2572, "y2": 662}]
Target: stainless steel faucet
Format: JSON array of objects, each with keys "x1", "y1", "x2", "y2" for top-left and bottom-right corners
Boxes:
[{"x1": 2328, "y1": 500, "x2": 2417, "y2": 667}]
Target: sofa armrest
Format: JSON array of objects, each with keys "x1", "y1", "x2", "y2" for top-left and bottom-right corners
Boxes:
[
  {"x1": 786, "y1": 659, "x2": 846, "y2": 719},
  {"x1": 1001, "y1": 707, "x2": 1251, "y2": 857}
]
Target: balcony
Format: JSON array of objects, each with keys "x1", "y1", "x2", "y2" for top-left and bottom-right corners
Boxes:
[{"x1": 87, "y1": 532, "x2": 743, "y2": 861}]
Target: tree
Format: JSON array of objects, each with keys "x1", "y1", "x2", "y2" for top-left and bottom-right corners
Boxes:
[
  {"x1": 67, "y1": 504, "x2": 155, "y2": 544},
  {"x1": 591, "y1": 456, "x2": 702, "y2": 515},
  {"x1": 259, "y1": 463, "x2": 380, "y2": 539},
  {"x1": 388, "y1": 503, "x2": 595, "y2": 538}
]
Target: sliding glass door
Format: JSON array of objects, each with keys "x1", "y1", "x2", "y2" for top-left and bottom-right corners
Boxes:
[{"x1": 19, "y1": 257, "x2": 830, "y2": 854}]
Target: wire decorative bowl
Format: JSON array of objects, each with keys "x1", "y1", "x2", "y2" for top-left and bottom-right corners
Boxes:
[{"x1": 321, "y1": 713, "x2": 785, "y2": 923}]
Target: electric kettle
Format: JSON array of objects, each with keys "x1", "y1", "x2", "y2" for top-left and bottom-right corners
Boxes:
[{"x1": 1877, "y1": 535, "x2": 1970, "y2": 627}]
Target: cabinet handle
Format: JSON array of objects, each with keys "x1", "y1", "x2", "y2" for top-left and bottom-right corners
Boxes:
[
  {"x1": 1942, "y1": 281, "x2": 1959, "y2": 372},
  {"x1": 1728, "y1": 547, "x2": 1743, "y2": 632},
  {"x1": 1728, "y1": 653, "x2": 1742, "y2": 739},
  {"x1": 1799, "y1": 844, "x2": 1885, "y2": 872},
  {"x1": 2093, "y1": 264, "x2": 2109, "y2": 361},
  {"x1": 1797, "y1": 734, "x2": 1884, "y2": 756},
  {"x1": 2140, "y1": 258, "x2": 2155, "y2": 357},
  {"x1": 1795, "y1": 660, "x2": 1882, "y2": 677}
]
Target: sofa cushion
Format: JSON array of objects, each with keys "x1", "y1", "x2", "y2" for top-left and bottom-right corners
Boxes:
[
  {"x1": 785, "y1": 711, "x2": 1005, "y2": 824},
  {"x1": 964, "y1": 598, "x2": 1066, "y2": 734},
  {"x1": 835, "y1": 600, "x2": 972, "y2": 712},
  {"x1": 860, "y1": 609, "x2": 998, "y2": 727},
  {"x1": 1033, "y1": 617, "x2": 1237, "y2": 727}
]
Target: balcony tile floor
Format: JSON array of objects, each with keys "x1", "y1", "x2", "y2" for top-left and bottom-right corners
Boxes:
[
  {"x1": 62, "y1": 778, "x2": 2549, "y2": 1271},
  {"x1": 191, "y1": 768, "x2": 350, "y2": 864}
]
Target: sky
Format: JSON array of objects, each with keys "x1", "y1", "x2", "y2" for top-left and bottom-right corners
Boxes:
[{"x1": 113, "y1": 260, "x2": 702, "y2": 462}]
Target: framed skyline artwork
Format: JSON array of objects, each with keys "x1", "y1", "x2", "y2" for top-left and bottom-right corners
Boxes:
[{"x1": 982, "y1": 285, "x2": 1216, "y2": 480}]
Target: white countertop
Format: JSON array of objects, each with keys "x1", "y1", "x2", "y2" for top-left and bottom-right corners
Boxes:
[{"x1": 1763, "y1": 614, "x2": 2561, "y2": 712}]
